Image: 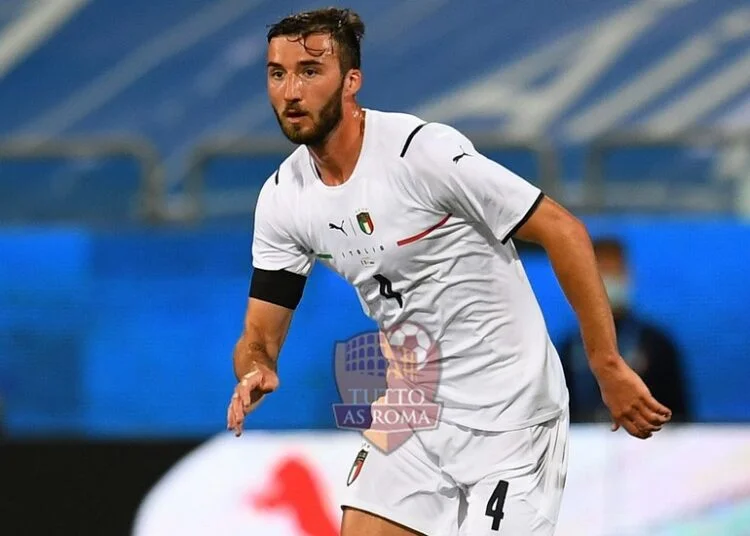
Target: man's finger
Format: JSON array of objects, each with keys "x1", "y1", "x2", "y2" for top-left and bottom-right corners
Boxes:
[
  {"x1": 624, "y1": 418, "x2": 651, "y2": 440},
  {"x1": 638, "y1": 405, "x2": 669, "y2": 427},
  {"x1": 239, "y1": 373, "x2": 262, "y2": 410},
  {"x1": 227, "y1": 398, "x2": 236, "y2": 430},
  {"x1": 229, "y1": 398, "x2": 238, "y2": 430},
  {"x1": 259, "y1": 372, "x2": 279, "y2": 393},
  {"x1": 227, "y1": 393, "x2": 240, "y2": 430},
  {"x1": 239, "y1": 386, "x2": 253, "y2": 411},
  {"x1": 631, "y1": 413, "x2": 658, "y2": 436},
  {"x1": 621, "y1": 417, "x2": 643, "y2": 438},
  {"x1": 644, "y1": 396, "x2": 672, "y2": 419},
  {"x1": 232, "y1": 398, "x2": 245, "y2": 436},
  {"x1": 234, "y1": 421, "x2": 244, "y2": 437}
]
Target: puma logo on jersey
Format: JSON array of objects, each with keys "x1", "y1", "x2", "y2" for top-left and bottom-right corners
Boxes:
[
  {"x1": 328, "y1": 220, "x2": 347, "y2": 236},
  {"x1": 452, "y1": 147, "x2": 472, "y2": 163}
]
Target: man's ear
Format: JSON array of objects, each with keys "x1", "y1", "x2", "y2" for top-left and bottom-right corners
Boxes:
[{"x1": 345, "y1": 69, "x2": 362, "y2": 96}]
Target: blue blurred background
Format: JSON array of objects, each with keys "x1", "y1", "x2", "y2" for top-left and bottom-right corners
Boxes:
[
  {"x1": 2, "y1": 0, "x2": 750, "y2": 439},
  {"x1": 4, "y1": 2, "x2": 750, "y2": 534}
]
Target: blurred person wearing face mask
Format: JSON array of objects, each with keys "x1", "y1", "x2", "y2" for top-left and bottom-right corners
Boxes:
[{"x1": 558, "y1": 238, "x2": 691, "y2": 423}]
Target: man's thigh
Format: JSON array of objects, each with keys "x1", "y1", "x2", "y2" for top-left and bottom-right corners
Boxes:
[
  {"x1": 460, "y1": 477, "x2": 558, "y2": 535},
  {"x1": 341, "y1": 438, "x2": 460, "y2": 536},
  {"x1": 341, "y1": 506, "x2": 425, "y2": 536},
  {"x1": 457, "y1": 411, "x2": 569, "y2": 535}
]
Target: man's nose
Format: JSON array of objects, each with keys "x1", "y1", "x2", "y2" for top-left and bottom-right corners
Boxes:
[{"x1": 283, "y1": 74, "x2": 302, "y2": 101}]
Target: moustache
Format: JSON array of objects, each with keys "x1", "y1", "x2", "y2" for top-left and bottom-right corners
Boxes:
[{"x1": 283, "y1": 107, "x2": 308, "y2": 117}]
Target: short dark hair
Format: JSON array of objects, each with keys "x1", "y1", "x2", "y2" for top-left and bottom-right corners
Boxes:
[
  {"x1": 267, "y1": 8, "x2": 365, "y2": 72},
  {"x1": 593, "y1": 237, "x2": 626, "y2": 259}
]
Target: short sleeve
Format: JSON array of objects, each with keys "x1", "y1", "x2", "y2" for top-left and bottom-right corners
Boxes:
[
  {"x1": 251, "y1": 178, "x2": 314, "y2": 276},
  {"x1": 409, "y1": 123, "x2": 543, "y2": 244}
]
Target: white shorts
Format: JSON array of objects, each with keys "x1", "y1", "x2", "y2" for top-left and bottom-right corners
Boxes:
[{"x1": 341, "y1": 409, "x2": 569, "y2": 536}]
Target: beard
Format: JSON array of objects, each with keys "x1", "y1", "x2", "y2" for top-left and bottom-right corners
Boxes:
[{"x1": 272, "y1": 80, "x2": 344, "y2": 146}]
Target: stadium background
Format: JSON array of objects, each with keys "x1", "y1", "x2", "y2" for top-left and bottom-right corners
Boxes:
[{"x1": 1, "y1": 0, "x2": 749, "y2": 534}]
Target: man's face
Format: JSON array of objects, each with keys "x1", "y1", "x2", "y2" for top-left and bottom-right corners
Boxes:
[
  {"x1": 596, "y1": 248, "x2": 626, "y2": 280},
  {"x1": 595, "y1": 246, "x2": 630, "y2": 312},
  {"x1": 267, "y1": 33, "x2": 346, "y2": 145}
]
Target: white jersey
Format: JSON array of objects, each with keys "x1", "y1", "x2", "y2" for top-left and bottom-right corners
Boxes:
[{"x1": 252, "y1": 109, "x2": 568, "y2": 431}]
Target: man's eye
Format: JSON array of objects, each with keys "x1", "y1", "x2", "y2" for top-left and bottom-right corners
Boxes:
[
  {"x1": 303, "y1": 69, "x2": 317, "y2": 77},
  {"x1": 271, "y1": 71, "x2": 284, "y2": 80}
]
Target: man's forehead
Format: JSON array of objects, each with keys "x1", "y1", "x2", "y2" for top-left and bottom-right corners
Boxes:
[{"x1": 267, "y1": 33, "x2": 337, "y2": 63}]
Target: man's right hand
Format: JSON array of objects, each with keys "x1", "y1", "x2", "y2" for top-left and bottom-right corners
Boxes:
[{"x1": 227, "y1": 364, "x2": 279, "y2": 436}]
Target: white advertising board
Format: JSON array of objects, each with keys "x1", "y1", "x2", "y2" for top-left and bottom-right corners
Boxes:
[{"x1": 133, "y1": 426, "x2": 750, "y2": 535}]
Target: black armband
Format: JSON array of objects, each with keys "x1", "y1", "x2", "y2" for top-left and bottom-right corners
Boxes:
[{"x1": 249, "y1": 268, "x2": 307, "y2": 309}]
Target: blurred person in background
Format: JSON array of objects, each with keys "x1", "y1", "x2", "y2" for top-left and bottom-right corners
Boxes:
[{"x1": 559, "y1": 237, "x2": 691, "y2": 423}]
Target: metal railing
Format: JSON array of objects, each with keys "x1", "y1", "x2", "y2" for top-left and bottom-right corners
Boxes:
[
  {"x1": 469, "y1": 132, "x2": 562, "y2": 200},
  {"x1": 2, "y1": 129, "x2": 749, "y2": 225},
  {"x1": 0, "y1": 137, "x2": 166, "y2": 224},
  {"x1": 584, "y1": 128, "x2": 750, "y2": 214},
  {"x1": 178, "y1": 137, "x2": 295, "y2": 223},
  {"x1": 180, "y1": 133, "x2": 562, "y2": 223}
]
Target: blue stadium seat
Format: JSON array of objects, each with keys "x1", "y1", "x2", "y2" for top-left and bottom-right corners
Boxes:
[{"x1": 1, "y1": 0, "x2": 749, "y2": 222}]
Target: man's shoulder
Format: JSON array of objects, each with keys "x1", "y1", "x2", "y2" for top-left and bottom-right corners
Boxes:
[
  {"x1": 261, "y1": 146, "x2": 308, "y2": 189},
  {"x1": 368, "y1": 109, "x2": 465, "y2": 160},
  {"x1": 277, "y1": 145, "x2": 309, "y2": 184},
  {"x1": 256, "y1": 146, "x2": 309, "y2": 209},
  {"x1": 369, "y1": 108, "x2": 425, "y2": 134}
]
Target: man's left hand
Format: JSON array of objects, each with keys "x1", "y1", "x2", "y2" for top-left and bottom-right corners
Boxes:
[{"x1": 595, "y1": 358, "x2": 672, "y2": 439}]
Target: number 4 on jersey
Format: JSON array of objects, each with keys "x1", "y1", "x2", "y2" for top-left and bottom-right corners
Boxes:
[{"x1": 485, "y1": 480, "x2": 509, "y2": 531}]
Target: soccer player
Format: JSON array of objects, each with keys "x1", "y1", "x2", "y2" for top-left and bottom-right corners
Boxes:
[{"x1": 226, "y1": 8, "x2": 672, "y2": 535}]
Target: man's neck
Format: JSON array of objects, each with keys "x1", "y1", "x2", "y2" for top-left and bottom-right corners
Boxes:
[{"x1": 308, "y1": 106, "x2": 365, "y2": 186}]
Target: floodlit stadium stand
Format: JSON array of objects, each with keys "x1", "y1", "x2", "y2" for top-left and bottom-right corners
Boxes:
[{"x1": 2, "y1": 0, "x2": 750, "y2": 223}]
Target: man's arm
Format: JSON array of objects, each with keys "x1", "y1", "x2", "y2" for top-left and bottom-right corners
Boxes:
[
  {"x1": 227, "y1": 297, "x2": 294, "y2": 436},
  {"x1": 403, "y1": 123, "x2": 670, "y2": 437},
  {"x1": 513, "y1": 196, "x2": 672, "y2": 438},
  {"x1": 233, "y1": 297, "x2": 293, "y2": 379},
  {"x1": 230, "y1": 172, "x2": 312, "y2": 435},
  {"x1": 514, "y1": 197, "x2": 618, "y2": 366}
]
